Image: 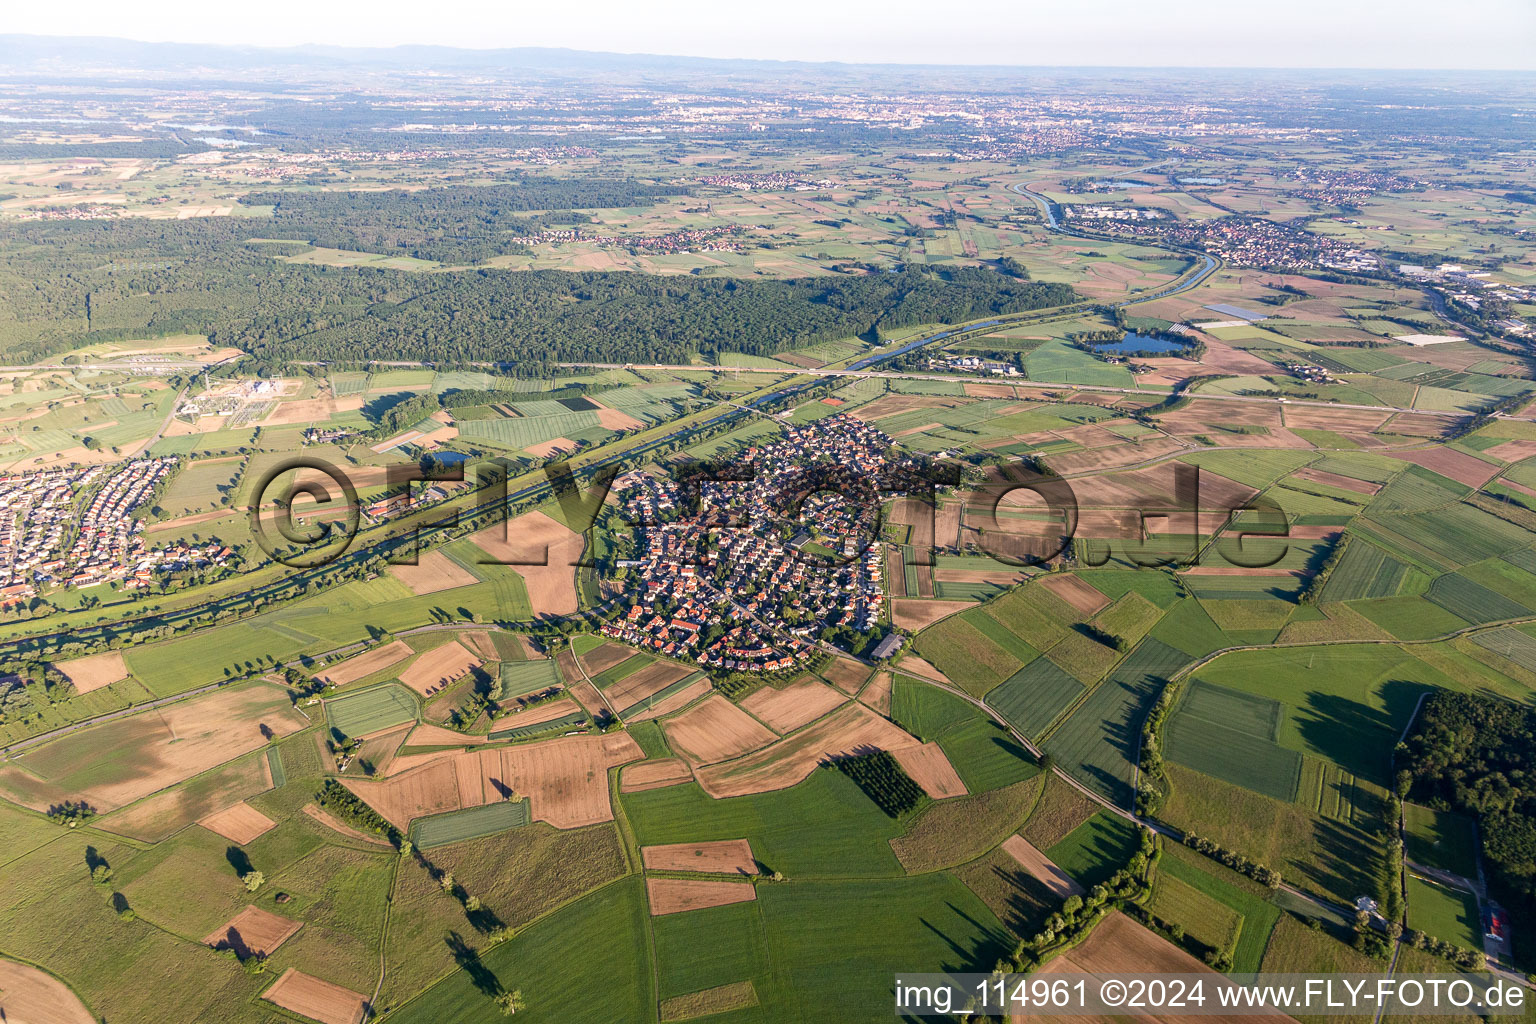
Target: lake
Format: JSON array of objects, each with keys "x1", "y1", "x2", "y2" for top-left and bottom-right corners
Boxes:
[{"x1": 1088, "y1": 332, "x2": 1191, "y2": 355}]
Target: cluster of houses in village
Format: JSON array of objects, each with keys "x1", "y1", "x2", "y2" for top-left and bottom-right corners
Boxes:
[
  {"x1": 602, "y1": 414, "x2": 911, "y2": 672},
  {"x1": 507, "y1": 224, "x2": 747, "y2": 254},
  {"x1": 0, "y1": 458, "x2": 233, "y2": 605}
]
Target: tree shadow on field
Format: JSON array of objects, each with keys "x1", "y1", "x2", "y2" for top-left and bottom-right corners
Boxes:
[
  {"x1": 1293, "y1": 690, "x2": 1402, "y2": 781},
  {"x1": 1301, "y1": 816, "x2": 1386, "y2": 906},
  {"x1": 445, "y1": 931, "x2": 501, "y2": 997},
  {"x1": 226, "y1": 847, "x2": 253, "y2": 878}
]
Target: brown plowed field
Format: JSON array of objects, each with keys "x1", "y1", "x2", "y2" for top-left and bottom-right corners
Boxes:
[
  {"x1": 566, "y1": 679, "x2": 611, "y2": 716},
  {"x1": 387, "y1": 549, "x2": 477, "y2": 596},
  {"x1": 315, "y1": 640, "x2": 412, "y2": 686},
  {"x1": 397, "y1": 640, "x2": 481, "y2": 695},
  {"x1": 642, "y1": 839, "x2": 756, "y2": 875},
  {"x1": 662, "y1": 695, "x2": 779, "y2": 766},
  {"x1": 0, "y1": 958, "x2": 96, "y2": 1024},
  {"x1": 646, "y1": 877, "x2": 757, "y2": 916},
  {"x1": 621, "y1": 758, "x2": 694, "y2": 793},
  {"x1": 606, "y1": 661, "x2": 694, "y2": 712},
  {"x1": 695, "y1": 702, "x2": 922, "y2": 799},
  {"x1": 739, "y1": 677, "x2": 847, "y2": 733},
  {"x1": 1385, "y1": 447, "x2": 1500, "y2": 487},
  {"x1": 579, "y1": 643, "x2": 635, "y2": 676},
  {"x1": 470, "y1": 510, "x2": 582, "y2": 615},
  {"x1": 849, "y1": 394, "x2": 961, "y2": 421},
  {"x1": 1291, "y1": 468, "x2": 1381, "y2": 494},
  {"x1": 205, "y1": 905, "x2": 303, "y2": 956},
  {"x1": 342, "y1": 732, "x2": 642, "y2": 830},
  {"x1": 626, "y1": 678, "x2": 712, "y2": 723},
  {"x1": 0, "y1": 684, "x2": 303, "y2": 814},
  {"x1": 199, "y1": 801, "x2": 278, "y2": 844},
  {"x1": 1385, "y1": 412, "x2": 1457, "y2": 437},
  {"x1": 935, "y1": 502, "x2": 962, "y2": 547},
  {"x1": 1029, "y1": 912, "x2": 1293, "y2": 1024},
  {"x1": 1040, "y1": 573, "x2": 1111, "y2": 615},
  {"x1": 1044, "y1": 435, "x2": 1187, "y2": 476},
  {"x1": 1282, "y1": 406, "x2": 1392, "y2": 432},
  {"x1": 261, "y1": 969, "x2": 369, "y2": 1024},
  {"x1": 52, "y1": 651, "x2": 128, "y2": 694},
  {"x1": 96, "y1": 754, "x2": 272, "y2": 842},
  {"x1": 1000, "y1": 835, "x2": 1082, "y2": 897},
  {"x1": 1487, "y1": 439, "x2": 1536, "y2": 463},
  {"x1": 891, "y1": 599, "x2": 973, "y2": 631},
  {"x1": 891, "y1": 742, "x2": 967, "y2": 799}
]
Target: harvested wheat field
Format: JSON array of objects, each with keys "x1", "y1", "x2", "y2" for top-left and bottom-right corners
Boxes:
[
  {"x1": 459, "y1": 631, "x2": 497, "y2": 660},
  {"x1": 314, "y1": 640, "x2": 412, "y2": 686},
  {"x1": 342, "y1": 732, "x2": 642, "y2": 830},
  {"x1": 1000, "y1": 835, "x2": 1082, "y2": 897},
  {"x1": 891, "y1": 742, "x2": 967, "y2": 799},
  {"x1": 388, "y1": 550, "x2": 478, "y2": 596},
  {"x1": 493, "y1": 697, "x2": 583, "y2": 730},
  {"x1": 0, "y1": 684, "x2": 304, "y2": 814},
  {"x1": 96, "y1": 754, "x2": 272, "y2": 843},
  {"x1": 199, "y1": 801, "x2": 277, "y2": 844},
  {"x1": 52, "y1": 650, "x2": 129, "y2": 694},
  {"x1": 740, "y1": 677, "x2": 847, "y2": 733},
  {"x1": 0, "y1": 958, "x2": 96, "y2": 1024},
  {"x1": 578, "y1": 642, "x2": 635, "y2": 676},
  {"x1": 524, "y1": 437, "x2": 576, "y2": 458},
  {"x1": 858, "y1": 671, "x2": 893, "y2": 714},
  {"x1": 566, "y1": 678, "x2": 612, "y2": 717},
  {"x1": 819, "y1": 656, "x2": 873, "y2": 694},
  {"x1": 1385, "y1": 446, "x2": 1500, "y2": 487},
  {"x1": 663, "y1": 695, "x2": 779, "y2": 766},
  {"x1": 1040, "y1": 573, "x2": 1111, "y2": 616},
  {"x1": 642, "y1": 838, "x2": 757, "y2": 875},
  {"x1": 470, "y1": 510, "x2": 581, "y2": 615},
  {"x1": 627, "y1": 677, "x2": 712, "y2": 723},
  {"x1": 261, "y1": 969, "x2": 369, "y2": 1024},
  {"x1": 893, "y1": 655, "x2": 951, "y2": 685},
  {"x1": 621, "y1": 758, "x2": 694, "y2": 793},
  {"x1": 406, "y1": 722, "x2": 491, "y2": 747},
  {"x1": 696, "y1": 702, "x2": 922, "y2": 799},
  {"x1": 262, "y1": 395, "x2": 364, "y2": 425},
  {"x1": 606, "y1": 661, "x2": 694, "y2": 711},
  {"x1": 1031, "y1": 913, "x2": 1292, "y2": 1024},
  {"x1": 204, "y1": 904, "x2": 303, "y2": 956},
  {"x1": 646, "y1": 877, "x2": 757, "y2": 916},
  {"x1": 398, "y1": 640, "x2": 481, "y2": 695},
  {"x1": 891, "y1": 598, "x2": 974, "y2": 631}
]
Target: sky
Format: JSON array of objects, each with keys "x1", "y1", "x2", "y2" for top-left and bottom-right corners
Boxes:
[{"x1": 8, "y1": 0, "x2": 1536, "y2": 70}]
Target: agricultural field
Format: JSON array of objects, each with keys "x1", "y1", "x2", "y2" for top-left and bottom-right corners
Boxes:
[{"x1": 7, "y1": 49, "x2": 1536, "y2": 1023}]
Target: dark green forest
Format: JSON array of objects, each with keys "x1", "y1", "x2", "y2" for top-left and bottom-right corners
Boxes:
[
  {"x1": 242, "y1": 178, "x2": 694, "y2": 262},
  {"x1": 0, "y1": 217, "x2": 1077, "y2": 370},
  {"x1": 1398, "y1": 691, "x2": 1536, "y2": 909}
]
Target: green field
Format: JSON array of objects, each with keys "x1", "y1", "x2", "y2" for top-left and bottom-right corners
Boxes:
[
  {"x1": 500, "y1": 659, "x2": 563, "y2": 696},
  {"x1": 985, "y1": 656, "x2": 1084, "y2": 741},
  {"x1": 1164, "y1": 680, "x2": 1302, "y2": 802},
  {"x1": 1405, "y1": 874, "x2": 1482, "y2": 951},
  {"x1": 1044, "y1": 811, "x2": 1143, "y2": 889},
  {"x1": 1403, "y1": 803, "x2": 1480, "y2": 880},
  {"x1": 411, "y1": 799, "x2": 531, "y2": 849},
  {"x1": 324, "y1": 683, "x2": 417, "y2": 737},
  {"x1": 1043, "y1": 638, "x2": 1191, "y2": 807}
]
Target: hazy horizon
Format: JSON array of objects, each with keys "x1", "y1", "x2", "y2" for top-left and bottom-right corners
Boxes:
[{"x1": 4, "y1": 0, "x2": 1534, "y2": 72}]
